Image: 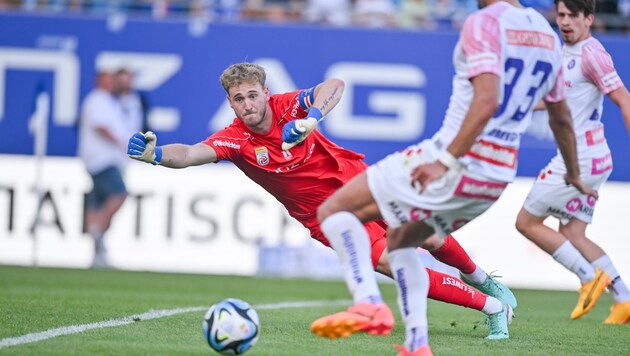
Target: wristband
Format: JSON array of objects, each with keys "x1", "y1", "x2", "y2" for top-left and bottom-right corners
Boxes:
[
  {"x1": 438, "y1": 150, "x2": 461, "y2": 171},
  {"x1": 308, "y1": 107, "x2": 323, "y2": 121},
  {"x1": 154, "y1": 146, "x2": 163, "y2": 165}
]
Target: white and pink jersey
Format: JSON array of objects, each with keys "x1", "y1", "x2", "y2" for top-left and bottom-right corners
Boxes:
[
  {"x1": 562, "y1": 36, "x2": 623, "y2": 154},
  {"x1": 433, "y1": 2, "x2": 564, "y2": 183}
]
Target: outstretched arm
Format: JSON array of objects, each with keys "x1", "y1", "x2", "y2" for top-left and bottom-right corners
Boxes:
[
  {"x1": 128, "y1": 132, "x2": 217, "y2": 168},
  {"x1": 160, "y1": 143, "x2": 217, "y2": 168},
  {"x1": 607, "y1": 86, "x2": 630, "y2": 134}
]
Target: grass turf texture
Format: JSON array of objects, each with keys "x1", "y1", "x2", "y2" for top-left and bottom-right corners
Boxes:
[{"x1": 0, "y1": 266, "x2": 626, "y2": 355}]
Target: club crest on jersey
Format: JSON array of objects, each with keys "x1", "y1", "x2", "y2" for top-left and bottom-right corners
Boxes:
[
  {"x1": 255, "y1": 146, "x2": 270, "y2": 166},
  {"x1": 568, "y1": 59, "x2": 576, "y2": 69}
]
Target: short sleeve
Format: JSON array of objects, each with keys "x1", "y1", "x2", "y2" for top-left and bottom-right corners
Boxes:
[
  {"x1": 582, "y1": 41, "x2": 624, "y2": 95},
  {"x1": 461, "y1": 13, "x2": 502, "y2": 79},
  {"x1": 544, "y1": 66, "x2": 566, "y2": 102},
  {"x1": 201, "y1": 127, "x2": 241, "y2": 162}
]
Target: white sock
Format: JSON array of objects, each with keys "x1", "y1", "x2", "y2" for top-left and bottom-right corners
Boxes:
[
  {"x1": 462, "y1": 266, "x2": 488, "y2": 285},
  {"x1": 482, "y1": 296, "x2": 503, "y2": 315},
  {"x1": 389, "y1": 248, "x2": 429, "y2": 351},
  {"x1": 552, "y1": 241, "x2": 595, "y2": 283},
  {"x1": 321, "y1": 212, "x2": 382, "y2": 304},
  {"x1": 592, "y1": 255, "x2": 630, "y2": 303},
  {"x1": 89, "y1": 227, "x2": 105, "y2": 253}
]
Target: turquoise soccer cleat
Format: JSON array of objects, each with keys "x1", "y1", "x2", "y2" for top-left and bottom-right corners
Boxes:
[
  {"x1": 486, "y1": 303, "x2": 514, "y2": 340},
  {"x1": 462, "y1": 272, "x2": 518, "y2": 310}
]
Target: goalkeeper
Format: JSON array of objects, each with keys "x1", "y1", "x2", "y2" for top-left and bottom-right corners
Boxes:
[{"x1": 127, "y1": 62, "x2": 515, "y2": 339}]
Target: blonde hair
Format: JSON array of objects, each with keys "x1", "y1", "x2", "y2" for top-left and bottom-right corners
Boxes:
[{"x1": 220, "y1": 63, "x2": 266, "y2": 93}]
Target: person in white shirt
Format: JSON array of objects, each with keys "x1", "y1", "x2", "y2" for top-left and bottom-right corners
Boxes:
[
  {"x1": 307, "y1": 0, "x2": 597, "y2": 353},
  {"x1": 515, "y1": 0, "x2": 630, "y2": 325},
  {"x1": 78, "y1": 68, "x2": 143, "y2": 268}
]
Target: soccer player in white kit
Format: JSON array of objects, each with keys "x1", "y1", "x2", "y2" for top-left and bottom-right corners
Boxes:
[
  {"x1": 515, "y1": 0, "x2": 630, "y2": 324},
  {"x1": 309, "y1": 0, "x2": 597, "y2": 353}
]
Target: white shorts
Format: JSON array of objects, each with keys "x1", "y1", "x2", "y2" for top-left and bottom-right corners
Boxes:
[
  {"x1": 366, "y1": 139, "x2": 507, "y2": 238},
  {"x1": 523, "y1": 152, "x2": 612, "y2": 225}
]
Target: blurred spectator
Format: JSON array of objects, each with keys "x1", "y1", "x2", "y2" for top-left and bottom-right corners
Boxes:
[
  {"x1": 78, "y1": 67, "x2": 143, "y2": 268},
  {"x1": 304, "y1": 0, "x2": 352, "y2": 26},
  {"x1": 353, "y1": 0, "x2": 398, "y2": 27},
  {"x1": 521, "y1": 0, "x2": 554, "y2": 18},
  {"x1": 430, "y1": 0, "x2": 458, "y2": 30},
  {"x1": 189, "y1": 0, "x2": 213, "y2": 19},
  {"x1": 398, "y1": 0, "x2": 434, "y2": 29},
  {"x1": 593, "y1": 0, "x2": 620, "y2": 31},
  {"x1": 115, "y1": 68, "x2": 149, "y2": 133},
  {"x1": 215, "y1": 0, "x2": 242, "y2": 21}
]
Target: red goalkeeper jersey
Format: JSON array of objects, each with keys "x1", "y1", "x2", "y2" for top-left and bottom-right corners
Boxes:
[{"x1": 202, "y1": 90, "x2": 366, "y2": 223}]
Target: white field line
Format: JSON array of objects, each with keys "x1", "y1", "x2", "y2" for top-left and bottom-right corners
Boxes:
[{"x1": 0, "y1": 299, "x2": 351, "y2": 350}]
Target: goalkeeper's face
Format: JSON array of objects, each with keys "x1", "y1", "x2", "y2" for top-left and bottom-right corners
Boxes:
[{"x1": 227, "y1": 82, "x2": 271, "y2": 130}]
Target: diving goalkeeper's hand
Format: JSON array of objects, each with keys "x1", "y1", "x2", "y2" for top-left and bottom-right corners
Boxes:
[
  {"x1": 281, "y1": 108, "x2": 323, "y2": 151},
  {"x1": 127, "y1": 131, "x2": 163, "y2": 165}
]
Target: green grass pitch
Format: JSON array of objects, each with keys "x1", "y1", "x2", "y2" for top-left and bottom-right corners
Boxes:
[{"x1": 0, "y1": 266, "x2": 626, "y2": 355}]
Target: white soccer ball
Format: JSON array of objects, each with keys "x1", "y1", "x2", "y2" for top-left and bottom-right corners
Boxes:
[{"x1": 203, "y1": 298, "x2": 260, "y2": 355}]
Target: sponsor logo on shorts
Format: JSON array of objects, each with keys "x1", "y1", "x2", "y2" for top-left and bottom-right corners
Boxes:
[
  {"x1": 454, "y1": 176, "x2": 507, "y2": 201},
  {"x1": 566, "y1": 198, "x2": 582, "y2": 212},
  {"x1": 591, "y1": 153, "x2": 612, "y2": 175},
  {"x1": 587, "y1": 195, "x2": 597, "y2": 207},
  {"x1": 433, "y1": 215, "x2": 453, "y2": 235},
  {"x1": 388, "y1": 201, "x2": 409, "y2": 224},
  {"x1": 585, "y1": 126, "x2": 605, "y2": 146},
  {"x1": 410, "y1": 208, "x2": 431, "y2": 222},
  {"x1": 212, "y1": 140, "x2": 241, "y2": 150},
  {"x1": 466, "y1": 139, "x2": 518, "y2": 168},
  {"x1": 547, "y1": 207, "x2": 574, "y2": 221},
  {"x1": 254, "y1": 146, "x2": 270, "y2": 166}
]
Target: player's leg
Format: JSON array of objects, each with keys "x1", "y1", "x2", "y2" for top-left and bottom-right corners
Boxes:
[
  {"x1": 515, "y1": 208, "x2": 607, "y2": 319},
  {"x1": 560, "y1": 220, "x2": 630, "y2": 324},
  {"x1": 424, "y1": 233, "x2": 517, "y2": 309},
  {"x1": 374, "y1": 249, "x2": 503, "y2": 316},
  {"x1": 387, "y1": 221, "x2": 434, "y2": 354},
  {"x1": 89, "y1": 167, "x2": 128, "y2": 268},
  {"x1": 311, "y1": 171, "x2": 393, "y2": 338}
]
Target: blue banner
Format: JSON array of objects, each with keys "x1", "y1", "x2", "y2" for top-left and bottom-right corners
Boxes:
[{"x1": 0, "y1": 13, "x2": 628, "y2": 180}]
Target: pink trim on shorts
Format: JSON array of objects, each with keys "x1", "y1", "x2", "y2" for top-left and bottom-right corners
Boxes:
[
  {"x1": 454, "y1": 176, "x2": 507, "y2": 201},
  {"x1": 591, "y1": 153, "x2": 612, "y2": 175}
]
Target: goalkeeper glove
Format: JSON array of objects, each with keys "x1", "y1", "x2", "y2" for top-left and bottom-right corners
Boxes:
[
  {"x1": 281, "y1": 108, "x2": 323, "y2": 150},
  {"x1": 127, "y1": 131, "x2": 163, "y2": 165},
  {"x1": 282, "y1": 117, "x2": 319, "y2": 143}
]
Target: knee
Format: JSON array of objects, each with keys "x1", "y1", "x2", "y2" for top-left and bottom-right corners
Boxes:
[
  {"x1": 375, "y1": 254, "x2": 392, "y2": 278},
  {"x1": 515, "y1": 210, "x2": 532, "y2": 237},
  {"x1": 317, "y1": 198, "x2": 340, "y2": 223},
  {"x1": 420, "y1": 234, "x2": 442, "y2": 251}
]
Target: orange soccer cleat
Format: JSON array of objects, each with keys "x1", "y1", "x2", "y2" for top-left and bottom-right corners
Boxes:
[
  {"x1": 604, "y1": 300, "x2": 630, "y2": 324},
  {"x1": 393, "y1": 344, "x2": 433, "y2": 356},
  {"x1": 571, "y1": 269, "x2": 611, "y2": 320},
  {"x1": 310, "y1": 302, "x2": 394, "y2": 339}
]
